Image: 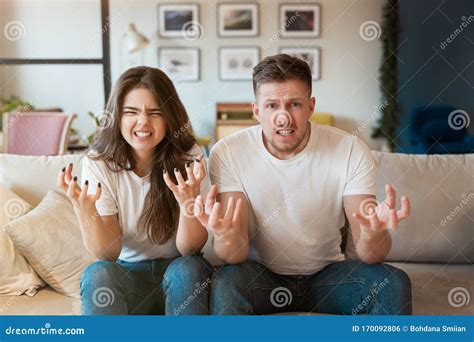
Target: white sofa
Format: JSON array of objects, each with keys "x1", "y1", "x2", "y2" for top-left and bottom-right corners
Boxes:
[{"x1": 0, "y1": 151, "x2": 472, "y2": 315}]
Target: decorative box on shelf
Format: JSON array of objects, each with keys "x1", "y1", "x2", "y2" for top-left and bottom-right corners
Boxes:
[
  {"x1": 215, "y1": 102, "x2": 257, "y2": 140},
  {"x1": 215, "y1": 102, "x2": 334, "y2": 141}
]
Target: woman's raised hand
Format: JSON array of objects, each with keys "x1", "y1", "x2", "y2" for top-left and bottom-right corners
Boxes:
[
  {"x1": 163, "y1": 154, "x2": 206, "y2": 214},
  {"x1": 57, "y1": 163, "x2": 102, "y2": 210}
]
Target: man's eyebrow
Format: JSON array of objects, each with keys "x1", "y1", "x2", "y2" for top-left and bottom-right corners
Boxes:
[{"x1": 262, "y1": 96, "x2": 304, "y2": 102}]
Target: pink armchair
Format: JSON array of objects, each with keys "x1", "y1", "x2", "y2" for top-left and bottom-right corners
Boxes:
[{"x1": 1, "y1": 112, "x2": 77, "y2": 156}]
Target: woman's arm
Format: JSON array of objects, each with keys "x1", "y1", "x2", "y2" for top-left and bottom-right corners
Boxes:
[
  {"x1": 175, "y1": 212, "x2": 208, "y2": 256},
  {"x1": 58, "y1": 163, "x2": 122, "y2": 261},
  {"x1": 164, "y1": 155, "x2": 208, "y2": 256}
]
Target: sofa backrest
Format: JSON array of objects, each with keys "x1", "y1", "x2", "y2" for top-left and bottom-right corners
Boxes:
[
  {"x1": 1, "y1": 151, "x2": 472, "y2": 264},
  {"x1": 346, "y1": 151, "x2": 473, "y2": 263},
  {"x1": 0, "y1": 153, "x2": 84, "y2": 207}
]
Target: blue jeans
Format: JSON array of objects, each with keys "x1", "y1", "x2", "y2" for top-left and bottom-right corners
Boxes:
[
  {"x1": 80, "y1": 255, "x2": 213, "y2": 315},
  {"x1": 211, "y1": 260, "x2": 412, "y2": 315}
]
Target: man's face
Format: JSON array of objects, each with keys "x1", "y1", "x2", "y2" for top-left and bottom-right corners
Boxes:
[{"x1": 253, "y1": 79, "x2": 315, "y2": 159}]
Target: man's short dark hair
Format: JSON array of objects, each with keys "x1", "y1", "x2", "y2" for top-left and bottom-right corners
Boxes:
[{"x1": 252, "y1": 54, "x2": 312, "y2": 96}]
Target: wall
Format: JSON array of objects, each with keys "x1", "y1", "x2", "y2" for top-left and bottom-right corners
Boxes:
[
  {"x1": 1, "y1": 0, "x2": 385, "y2": 149},
  {"x1": 397, "y1": 0, "x2": 474, "y2": 151}
]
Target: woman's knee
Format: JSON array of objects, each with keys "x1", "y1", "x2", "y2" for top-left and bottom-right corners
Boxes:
[
  {"x1": 81, "y1": 260, "x2": 124, "y2": 292},
  {"x1": 163, "y1": 255, "x2": 213, "y2": 288}
]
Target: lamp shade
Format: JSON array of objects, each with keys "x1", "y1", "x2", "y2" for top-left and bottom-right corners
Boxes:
[{"x1": 126, "y1": 23, "x2": 149, "y2": 53}]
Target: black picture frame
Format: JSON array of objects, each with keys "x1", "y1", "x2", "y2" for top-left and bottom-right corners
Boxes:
[
  {"x1": 217, "y1": 3, "x2": 259, "y2": 38},
  {"x1": 158, "y1": 3, "x2": 200, "y2": 39}
]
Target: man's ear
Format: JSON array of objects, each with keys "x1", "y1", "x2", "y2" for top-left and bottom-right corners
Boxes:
[
  {"x1": 252, "y1": 101, "x2": 263, "y2": 124},
  {"x1": 309, "y1": 96, "x2": 316, "y2": 117}
]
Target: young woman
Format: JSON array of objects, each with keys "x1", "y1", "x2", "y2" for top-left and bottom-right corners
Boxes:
[{"x1": 57, "y1": 66, "x2": 213, "y2": 315}]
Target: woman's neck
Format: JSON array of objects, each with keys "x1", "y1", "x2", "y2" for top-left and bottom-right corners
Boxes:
[{"x1": 132, "y1": 151, "x2": 153, "y2": 177}]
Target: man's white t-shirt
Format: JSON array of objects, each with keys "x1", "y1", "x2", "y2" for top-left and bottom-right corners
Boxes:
[
  {"x1": 81, "y1": 144, "x2": 208, "y2": 263},
  {"x1": 209, "y1": 122, "x2": 375, "y2": 275}
]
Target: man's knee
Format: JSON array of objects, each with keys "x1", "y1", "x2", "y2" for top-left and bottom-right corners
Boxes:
[{"x1": 361, "y1": 263, "x2": 412, "y2": 314}]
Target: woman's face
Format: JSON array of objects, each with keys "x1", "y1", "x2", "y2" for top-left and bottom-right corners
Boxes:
[{"x1": 120, "y1": 87, "x2": 167, "y2": 160}]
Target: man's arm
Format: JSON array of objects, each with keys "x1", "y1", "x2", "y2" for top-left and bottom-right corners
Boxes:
[{"x1": 343, "y1": 184, "x2": 411, "y2": 264}]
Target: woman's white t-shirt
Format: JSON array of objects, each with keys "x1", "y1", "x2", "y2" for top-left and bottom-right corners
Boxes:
[{"x1": 81, "y1": 144, "x2": 208, "y2": 263}]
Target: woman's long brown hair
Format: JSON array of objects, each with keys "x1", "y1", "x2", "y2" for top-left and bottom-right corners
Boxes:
[{"x1": 88, "y1": 66, "x2": 196, "y2": 244}]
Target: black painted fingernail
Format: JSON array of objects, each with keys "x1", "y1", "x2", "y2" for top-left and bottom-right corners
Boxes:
[
  {"x1": 98, "y1": 182, "x2": 101, "y2": 188},
  {"x1": 85, "y1": 180, "x2": 89, "y2": 185},
  {"x1": 61, "y1": 167, "x2": 66, "y2": 172},
  {"x1": 73, "y1": 176, "x2": 77, "y2": 182},
  {"x1": 195, "y1": 159, "x2": 200, "y2": 163},
  {"x1": 163, "y1": 169, "x2": 167, "y2": 174},
  {"x1": 174, "y1": 168, "x2": 178, "y2": 172},
  {"x1": 69, "y1": 163, "x2": 73, "y2": 167},
  {"x1": 185, "y1": 162, "x2": 190, "y2": 168}
]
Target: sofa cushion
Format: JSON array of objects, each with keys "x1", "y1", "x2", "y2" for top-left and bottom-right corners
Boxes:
[
  {"x1": 347, "y1": 152, "x2": 473, "y2": 263},
  {"x1": 4, "y1": 190, "x2": 96, "y2": 298},
  {"x1": 1, "y1": 263, "x2": 470, "y2": 316},
  {"x1": 0, "y1": 185, "x2": 45, "y2": 296},
  {"x1": 0, "y1": 286, "x2": 80, "y2": 315},
  {"x1": 387, "y1": 262, "x2": 473, "y2": 315}
]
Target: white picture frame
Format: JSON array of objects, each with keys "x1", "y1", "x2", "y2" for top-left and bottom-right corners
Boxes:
[
  {"x1": 279, "y1": 3, "x2": 321, "y2": 38},
  {"x1": 218, "y1": 3, "x2": 259, "y2": 37},
  {"x1": 279, "y1": 47, "x2": 321, "y2": 80},
  {"x1": 219, "y1": 47, "x2": 260, "y2": 81},
  {"x1": 158, "y1": 3, "x2": 200, "y2": 38},
  {"x1": 159, "y1": 47, "x2": 200, "y2": 82}
]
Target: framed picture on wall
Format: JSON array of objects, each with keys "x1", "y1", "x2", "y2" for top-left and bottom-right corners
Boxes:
[
  {"x1": 279, "y1": 3, "x2": 321, "y2": 38},
  {"x1": 159, "y1": 47, "x2": 200, "y2": 82},
  {"x1": 219, "y1": 47, "x2": 260, "y2": 81},
  {"x1": 158, "y1": 3, "x2": 200, "y2": 38},
  {"x1": 279, "y1": 47, "x2": 321, "y2": 80},
  {"x1": 217, "y1": 3, "x2": 259, "y2": 37}
]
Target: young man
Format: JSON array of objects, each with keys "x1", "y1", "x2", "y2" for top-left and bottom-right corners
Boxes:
[{"x1": 195, "y1": 54, "x2": 412, "y2": 315}]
